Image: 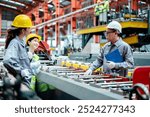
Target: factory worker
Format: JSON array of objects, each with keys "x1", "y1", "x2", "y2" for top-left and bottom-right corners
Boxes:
[{"x1": 85, "y1": 21, "x2": 134, "y2": 76}]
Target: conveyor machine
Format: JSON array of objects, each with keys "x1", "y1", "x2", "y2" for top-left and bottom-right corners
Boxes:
[{"x1": 37, "y1": 60, "x2": 150, "y2": 100}]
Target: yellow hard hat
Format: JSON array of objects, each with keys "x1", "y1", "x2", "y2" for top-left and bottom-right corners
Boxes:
[
  {"x1": 12, "y1": 14, "x2": 33, "y2": 28},
  {"x1": 26, "y1": 33, "x2": 41, "y2": 44}
]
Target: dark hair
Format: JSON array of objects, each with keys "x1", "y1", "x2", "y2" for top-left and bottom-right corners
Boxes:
[
  {"x1": 26, "y1": 37, "x2": 35, "y2": 46},
  {"x1": 5, "y1": 28, "x2": 26, "y2": 49}
]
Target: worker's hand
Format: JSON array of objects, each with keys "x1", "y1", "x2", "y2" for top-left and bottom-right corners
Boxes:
[
  {"x1": 84, "y1": 69, "x2": 93, "y2": 75},
  {"x1": 34, "y1": 66, "x2": 41, "y2": 75},
  {"x1": 107, "y1": 61, "x2": 116, "y2": 69},
  {"x1": 30, "y1": 61, "x2": 41, "y2": 75},
  {"x1": 21, "y1": 69, "x2": 31, "y2": 78},
  {"x1": 30, "y1": 61, "x2": 41, "y2": 69}
]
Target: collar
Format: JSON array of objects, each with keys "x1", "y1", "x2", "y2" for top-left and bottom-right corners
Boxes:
[
  {"x1": 107, "y1": 38, "x2": 122, "y2": 47},
  {"x1": 16, "y1": 36, "x2": 26, "y2": 47}
]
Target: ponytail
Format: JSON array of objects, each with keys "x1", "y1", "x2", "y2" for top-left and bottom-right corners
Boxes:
[{"x1": 5, "y1": 28, "x2": 26, "y2": 49}]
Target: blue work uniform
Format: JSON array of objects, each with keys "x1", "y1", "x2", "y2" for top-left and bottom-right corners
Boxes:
[
  {"x1": 3, "y1": 36, "x2": 33, "y2": 87},
  {"x1": 89, "y1": 38, "x2": 134, "y2": 76}
]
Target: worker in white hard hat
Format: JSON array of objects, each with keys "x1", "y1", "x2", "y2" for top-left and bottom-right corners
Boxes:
[{"x1": 85, "y1": 21, "x2": 134, "y2": 77}]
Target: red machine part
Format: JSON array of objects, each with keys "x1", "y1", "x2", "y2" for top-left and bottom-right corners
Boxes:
[
  {"x1": 132, "y1": 66, "x2": 150, "y2": 93},
  {"x1": 37, "y1": 41, "x2": 51, "y2": 55}
]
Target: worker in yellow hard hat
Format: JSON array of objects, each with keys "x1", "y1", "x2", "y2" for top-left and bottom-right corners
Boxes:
[
  {"x1": 3, "y1": 15, "x2": 40, "y2": 95},
  {"x1": 26, "y1": 33, "x2": 56, "y2": 100}
]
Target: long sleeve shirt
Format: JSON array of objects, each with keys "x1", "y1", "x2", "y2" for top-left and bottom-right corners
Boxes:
[
  {"x1": 89, "y1": 38, "x2": 134, "y2": 76},
  {"x1": 3, "y1": 36, "x2": 33, "y2": 85}
]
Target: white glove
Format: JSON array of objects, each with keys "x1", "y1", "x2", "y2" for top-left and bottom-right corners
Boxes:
[
  {"x1": 107, "y1": 61, "x2": 116, "y2": 69},
  {"x1": 30, "y1": 61, "x2": 41, "y2": 69},
  {"x1": 21, "y1": 69, "x2": 31, "y2": 78},
  {"x1": 30, "y1": 61, "x2": 41, "y2": 75},
  {"x1": 84, "y1": 69, "x2": 93, "y2": 75}
]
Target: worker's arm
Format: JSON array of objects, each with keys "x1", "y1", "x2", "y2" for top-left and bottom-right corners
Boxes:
[{"x1": 3, "y1": 41, "x2": 23, "y2": 74}]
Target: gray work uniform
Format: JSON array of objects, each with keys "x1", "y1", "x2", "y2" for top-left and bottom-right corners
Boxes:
[
  {"x1": 3, "y1": 36, "x2": 32, "y2": 86},
  {"x1": 89, "y1": 38, "x2": 134, "y2": 76}
]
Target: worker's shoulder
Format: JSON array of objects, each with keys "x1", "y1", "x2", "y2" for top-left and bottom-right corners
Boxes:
[
  {"x1": 103, "y1": 42, "x2": 110, "y2": 48},
  {"x1": 8, "y1": 38, "x2": 22, "y2": 48},
  {"x1": 10, "y1": 38, "x2": 20, "y2": 44},
  {"x1": 121, "y1": 40, "x2": 130, "y2": 47}
]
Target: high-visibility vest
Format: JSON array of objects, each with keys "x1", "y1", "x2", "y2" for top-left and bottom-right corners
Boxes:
[
  {"x1": 31, "y1": 54, "x2": 56, "y2": 92},
  {"x1": 30, "y1": 75, "x2": 36, "y2": 91},
  {"x1": 95, "y1": 5, "x2": 103, "y2": 16},
  {"x1": 103, "y1": 0, "x2": 109, "y2": 12},
  {"x1": 30, "y1": 54, "x2": 39, "y2": 91}
]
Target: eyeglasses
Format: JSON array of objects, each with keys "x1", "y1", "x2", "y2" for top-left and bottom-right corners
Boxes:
[{"x1": 105, "y1": 31, "x2": 115, "y2": 35}]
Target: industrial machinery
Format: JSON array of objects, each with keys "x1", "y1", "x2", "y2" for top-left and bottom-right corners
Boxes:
[{"x1": 37, "y1": 60, "x2": 150, "y2": 100}]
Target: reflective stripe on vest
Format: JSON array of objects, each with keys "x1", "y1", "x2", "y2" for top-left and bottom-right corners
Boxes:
[{"x1": 30, "y1": 75, "x2": 36, "y2": 91}]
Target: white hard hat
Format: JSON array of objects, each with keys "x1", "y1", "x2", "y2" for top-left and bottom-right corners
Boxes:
[{"x1": 107, "y1": 21, "x2": 122, "y2": 33}]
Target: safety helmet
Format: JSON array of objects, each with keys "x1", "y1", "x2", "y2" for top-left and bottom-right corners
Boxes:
[
  {"x1": 26, "y1": 33, "x2": 41, "y2": 44},
  {"x1": 12, "y1": 14, "x2": 33, "y2": 28},
  {"x1": 107, "y1": 21, "x2": 122, "y2": 33}
]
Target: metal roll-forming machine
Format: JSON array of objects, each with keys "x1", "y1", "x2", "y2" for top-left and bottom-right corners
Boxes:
[{"x1": 37, "y1": 60, "x2": 150, "y2": 100}]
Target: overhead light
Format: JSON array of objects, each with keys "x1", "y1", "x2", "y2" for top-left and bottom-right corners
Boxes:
[
  {"x1": 47, "y1": 24, "x2": 51, "y2": 27},
  {"x1": 52, "y1": 22, "x2": 56, "y2": 25}
]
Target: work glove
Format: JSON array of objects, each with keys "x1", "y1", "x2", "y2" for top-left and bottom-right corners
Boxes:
[
  {"x1": 30, "y1": 61, "x2": 40, "y2": 69},
  {"x1": 21, "y1": 69, "x2": 31, "y2": 78},
  {"x1": 106, "y1": 61, "x2": 116, "y2": 69},
  {"x1": 30, "y1": 61, "x2": 41, "y2": 75},
  {"x1": 84, "y1": 69, "x2": 93, "y2": 75}
]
